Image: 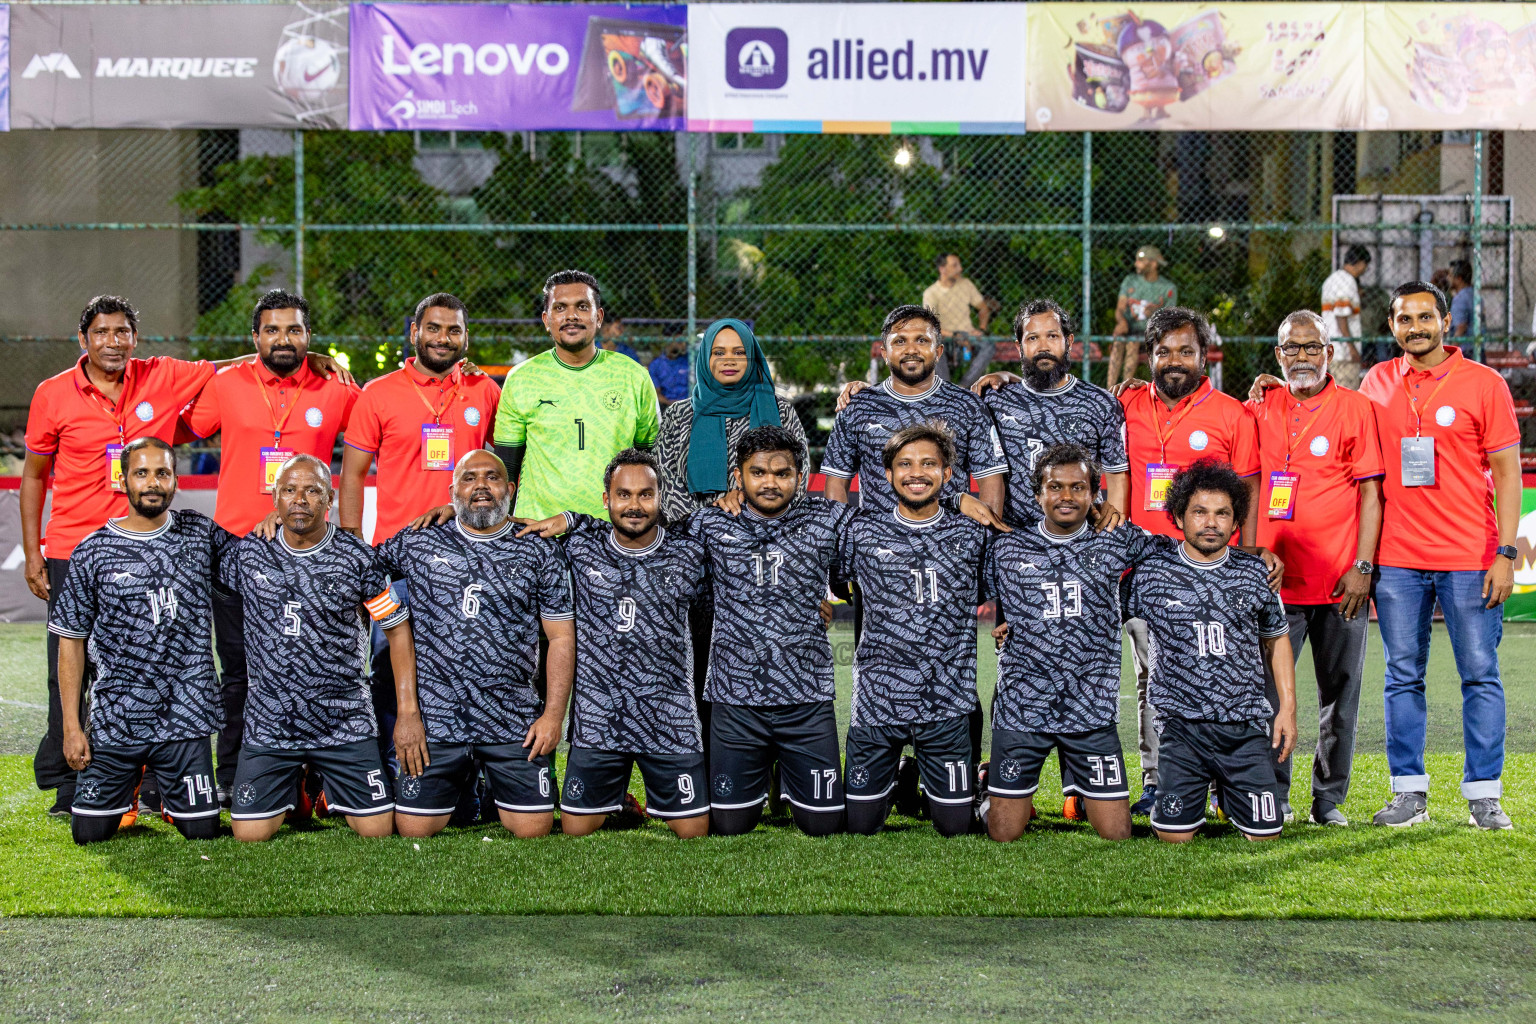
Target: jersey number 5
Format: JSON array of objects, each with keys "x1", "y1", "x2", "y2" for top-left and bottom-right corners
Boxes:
[{"x1": 282, "y1": 601, "x2": 301, "y2": 637}]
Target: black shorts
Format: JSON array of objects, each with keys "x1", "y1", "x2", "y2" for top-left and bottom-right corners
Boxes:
[
  {"x1": 396, "y1": 742, "x2": 555, "y2": 816},
  {"x1": 1152, "y1": 717, "x2": 1283, "y2": 838},
  {"x1": 988, "y1": 725, "x2": 1129, "y2": 800},
  {"x1": 709, "y1": 701, "x2": 843, "y2": 814},
  {"x1": 561, "y1": 746, "x2": 707, "y2": 820},
  {"x1": 72, "y1": 738, "x2": 220, "y2": 822},
  {"x1": 229, "y1": 739, "x2": 394, "y2": 821},
  {"x1": 845, "y1": 713, "x2": 974, "y2": 810}
]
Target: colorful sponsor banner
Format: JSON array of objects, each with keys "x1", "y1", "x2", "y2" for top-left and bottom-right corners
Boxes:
[
  {"x1": 348, "y1": 3, "x2": 686, "y2": 131},
  {"x1": 0, "y1": 6, "x2": 10, "y2": 132},
  {"x1": 1026, "y1": 3, "x2": 1366, "y2": 131},
  {"x1": 1364, "y1": 2, "x2": 1536, "y2": 130},
  {"x1": 686, "y1": 3, "x2": 1028, "y2": 134},
  {"x1": 1505, "y1": 487, "x2": 1536, "y2": 621},
  {"x1": 9, "y1": 2, "x2": 346, "y2": 129}
]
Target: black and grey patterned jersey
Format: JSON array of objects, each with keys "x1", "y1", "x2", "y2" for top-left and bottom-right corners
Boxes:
[
  {"x1": 692, "y1": 497, "x2": 854, "y2": 707},
  {"x1": 836, "y1": 507, "x2": 989, "y2": 727},
  {"x1": 1126, "y1": 545, "x2": 1288, "y2": 723},
  {"x1": 374, "y1": 519, "x2": 573, "y2": 744},
  {"x1": 654, "y1": 394, "x2": 808, "y2": 523},
  {"x1": 821, "y1": 376, "x2": 1008, "y2": 513},
  {"x1": 985, "y1": 522, "x2": 1168, "y2": 734},
  {"x1": 981, "y1": 377, "x2": 1129, "y2": 526},
  {"x1": 48, "y1": 510, "x2": 236, "y2": 746},
  {"x1": 561, "y1": 513, "x2": 709, "y2": 754},
  {"x1": 218, "y1": 525, "x2": 408, "y2": 750}
]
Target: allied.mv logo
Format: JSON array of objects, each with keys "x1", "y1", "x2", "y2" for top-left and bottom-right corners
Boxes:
[{"x1": 725, "y1": 28, "x2": 789, "y2": 90}]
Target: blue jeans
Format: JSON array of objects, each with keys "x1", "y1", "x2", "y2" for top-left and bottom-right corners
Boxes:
[{"x1": 1375, "y1": 567, "x2": 1505, "y2": 799}]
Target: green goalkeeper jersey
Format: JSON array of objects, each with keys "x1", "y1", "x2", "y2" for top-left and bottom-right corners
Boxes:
[{"x1": 494, "y1": 348, "x2": 661, "y2": 520}]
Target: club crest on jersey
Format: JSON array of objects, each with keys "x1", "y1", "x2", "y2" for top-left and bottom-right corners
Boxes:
[
  {"x1": 80, "y1": 779, "x2": 101, "y2": 803},
  {"x1": 998, "y1": 759, "x2": 1023, "y2": 783},
  {"x1": 305, "y1": 407, "x2": 324, "y2": 428},
  {"x1": 134, "y1": 401, "x2": 155, "y2": 422},
  {"x1": 848, "y1": 764, "x2": 870, "y2": 789},
  {"x1": 1309, "y1": 435, "x2": 1330, "y2": 457},
  {"x1": 464, "y1": 406, "x2": 481, "y2": 426},
  {"x1": 1435, "y1": 405, "x2": 1457, "y2": 426},
  {"x1": 1188, "y1": 429, "x2": 1209, "y2": 451},
  {"x1": 566, "y1": 777, "x2": 585, "y2": 800},
  {"x1": 712, "y1": 774, "x2": 734, "y2": 798},
  {"x1": 1159, "y1": 791, "x2": 1182, "y2": 817},
  {"x1": 235, "y1": 783, "x2": 257, "y2": 807},
  {"x1": 602, "y1": 388, "x2": 624, "y2": 412},
  {"x1": 400, "y1": 775, "x2": 422, "y2": 799}
]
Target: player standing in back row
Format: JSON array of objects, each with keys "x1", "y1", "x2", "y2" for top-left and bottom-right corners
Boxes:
[{"x1": 493, "y1": 270, "x2": 660, "y2": 521}]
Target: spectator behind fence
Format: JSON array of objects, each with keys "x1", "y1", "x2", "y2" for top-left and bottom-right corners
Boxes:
[
  {"x1": 599, "y1": 311, "x2": 641, "y2": 362},
  {"x1": 1449, "y1": 259, "x2": 1475, "y2": 338},
  {"x1": 1109, "y1": 245, "x2": 1178, "y2": 388},
  {"x1": 922, "y1": 252, "x2": 997, "y2": 389},
  {"x1": 650, "y1": 338, "x2": 691, "y2": 408},
  {"x1": 1321, "y1": 244, "x2": 1371, "y2": 388}
]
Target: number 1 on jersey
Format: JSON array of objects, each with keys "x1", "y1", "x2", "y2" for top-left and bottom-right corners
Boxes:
[
  {"x1": 910, "y1": 567, "x2": 939, "y2": 603},
  {"x1": 574, "y1": 417, "x2": 585, "y2": 451}
]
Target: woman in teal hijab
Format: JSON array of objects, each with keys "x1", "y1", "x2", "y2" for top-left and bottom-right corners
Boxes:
[{"x1": 655, "y1": 318, "x2": 807, "y2": 522}]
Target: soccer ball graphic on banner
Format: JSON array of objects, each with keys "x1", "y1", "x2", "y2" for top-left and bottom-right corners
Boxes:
[{"x1": 274, "y1": 35, "x2": 341, "y2": 104}]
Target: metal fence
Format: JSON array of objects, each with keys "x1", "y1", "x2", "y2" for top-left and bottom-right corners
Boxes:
[{"x1": 3, "y1": 125, "x2": 1534, "y2": 465}]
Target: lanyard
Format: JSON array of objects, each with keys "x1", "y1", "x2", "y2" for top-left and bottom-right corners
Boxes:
[
  {"x1": 79, "y1": 366, "x2": 133, "y2": 443},
  {"x1": 1282, "y1": 383, "x2": 1336, "y2": 468},
  {"x1": 1147, "y1": 378, "x2": 1213, "y2": 462},
  {"x1": 257, "y1": 368, "x2": 307, "y2": 446},
  {"x1": 1400, "y1": 355, "x2": 1458, "y2": 438},
  {"x1": 409, "y1": 368, "x2": 458, "y2": 424}
]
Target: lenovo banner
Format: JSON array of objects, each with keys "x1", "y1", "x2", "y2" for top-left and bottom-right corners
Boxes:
[
  {"x1": 348, "y1": 3, "x2": 687, "y2": 131},
  {"x1": 9, "y1": 2, "x2": 347, "y2": 129},
  {"x1": 686, "y1": 3, "x2": 1029, "y2": 133}
]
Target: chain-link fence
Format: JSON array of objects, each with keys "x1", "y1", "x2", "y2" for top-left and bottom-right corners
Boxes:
[{"x1": 4, "y1": 123, "x2": 1534, "y2": 467}]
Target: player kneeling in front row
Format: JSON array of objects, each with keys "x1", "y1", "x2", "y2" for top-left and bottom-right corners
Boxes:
[
  {"x1": 378, "y1": 450, "x2": 574, "y2": 839},
  {"x1": 1127, "y1": 459, "x2": 1297, "y2": 842},
  {"x1": 839, "y1": 422, "x2": 993, "y2": 837},
  {"x1": 221, "y1": 455, "x2": 411, "y2": 841},
  {"x1": 521, "y1": 450, "x2": 711, "y2": 838},
  {"x1": 52, "y1": 439, "x2": 230, "y2": 844},
  {"x1": 986, "y1": 444, "x2": 1169, "y2": 842}
]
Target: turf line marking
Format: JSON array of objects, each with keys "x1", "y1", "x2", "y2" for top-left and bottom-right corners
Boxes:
[{"x1": 0, "y1": 698, "x2": 46, "y2": 710}]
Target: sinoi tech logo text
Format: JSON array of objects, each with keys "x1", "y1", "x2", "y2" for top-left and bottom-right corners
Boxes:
[{"x1": 725, "y1": 28, "x2": 990, "y2": 90}]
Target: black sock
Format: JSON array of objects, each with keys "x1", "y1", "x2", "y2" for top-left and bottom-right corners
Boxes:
[
  {"x1": 710, "y1": 804, "x2": 764, "y2": 836},
  {"x1": 71, "y1": 814, "x2": 120, "y2": 845},
  {"x1": 790, "y1": 807, "x2": 844, "y2": 837}
]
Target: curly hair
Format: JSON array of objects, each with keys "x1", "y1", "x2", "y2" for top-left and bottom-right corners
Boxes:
[
  {"x1": 1164, "y1": 458, "x2": 1249, "y2": 528},
  {"x1": 603, "y1": 447, "x2": 659, "y2": 490},
  {"x1": 1031, "y1": 442, "x2": 1100, "y2": 496},
  {"x1": 735, "y1": 425, "x2": 805, "y2": 473}
]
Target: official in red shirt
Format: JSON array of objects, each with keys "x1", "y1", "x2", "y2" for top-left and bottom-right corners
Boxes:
[
  {"x1": 340, "y1": 292, "x2": 499, "y2": 769},
  {"x1": 181, "y1": 290, "x2": 361, "y2": 797},
  {"x1": 1357, "y1": 281, "x2": 1522, "y2": 830},
  {"x1": 1248, "y1": 310, "x2": 1384, "y2": 826},
  {"x1": 1116, "y1": 307, "x2": 1264, "y2": 814}
]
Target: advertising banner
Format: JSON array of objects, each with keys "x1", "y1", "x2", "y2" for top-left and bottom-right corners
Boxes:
[
  {"x1": 1364, "y1": 2, "x2": 1536, "y2": 130},
  {"x1": 348, "y1": 3, "x2": 687, "y2": 131},
  {"x1": 1026, "y1": 3, "x2": 1366, "y2": 131},
  {"x1": 1505, "y1": 487, "x2": 1536, "y2": 621},
  {"x1": 9, "y1": 2, "x2": 346, "y2": 129},
  {"x1": 686, "y1": 3, "x2": 1028, "y2": 134},
  {"x1": 0, "y1": 6, "x2": 9, "y2": 133}
]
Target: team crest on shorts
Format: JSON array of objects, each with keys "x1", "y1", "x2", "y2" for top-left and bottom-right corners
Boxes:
[
  {"x1": 998, "y1": 759, "x2": 1023, "y2": 783},
  {"x1": 712, "y1": 774, "x2": 733, "y2": 798},
  {"x1": 463, "y1": 406, "x2": 481, "y2": 426},
  {"x1": 305, "y1": 407, "x2": 324, "y2": 428},
  {"x1": 79, "y1": 779, "x2": 101, "y2": 803},
  {"x1": 401, "y1": 775, "x2": 422, "y2": 799},
  {"x1": 134, "y1": 401, "x2": 155, "y2": 422},
  {"x1": 602, "y1": 389, "x2": 624, "y2": 412},
  {"x1": 1435, "y1": 405, "x2": 1457, "y2": 426},
  {"x1": 1188, "y1": 430, "x2": 1210, "y2": 451},
  {"x1": 1159, "y1": 791, "x2": 1182, "y2": 817},
  {"x1": 566, "y1": 777, "x2": 585, "y2": 800},
  {"x1": 1309, "y1": 435, "x2": 1330, "y2": 457},
  {"x1": 848, "y1": 764, "x2": 870, "y2": 789},
  {"x1": 235, "y1": 783, "x2": 257, "y2": 807}
]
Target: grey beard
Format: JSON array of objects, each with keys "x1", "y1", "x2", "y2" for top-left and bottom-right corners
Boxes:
[{"x1": 454, "y1": 493, "x2": 511, "y2": 531}]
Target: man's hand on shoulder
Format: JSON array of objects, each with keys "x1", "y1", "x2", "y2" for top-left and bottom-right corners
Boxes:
[
  {"x1": 306, "y1": 351, "x2": 357, "y2": 387},
  {"x1": 836, "y1": 380, "x2": 868, "y2": 413},
  {"x1": 408, "y1": 505, "x2": 455, "y2": 531},
  {"x1": 970, "y1": 371, "x2": 1019, "y2": 396},
  {"x1": 1247, "y1": 373, "x2": 1284, "y2": 403}
]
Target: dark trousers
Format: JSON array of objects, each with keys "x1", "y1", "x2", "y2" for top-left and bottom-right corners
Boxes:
[
  {"x1": 35, "y1": 557, "x2": 89, "y2": 791},
  {"x1": 689, "y1": 596, "x2": 713, "y2": 771},
  {"x1": 212, "y1": 583, "x2": 249, "y2": 790},
  {"x1": 1265, "y1": 602, "x2": 1368, "y2": 809}
]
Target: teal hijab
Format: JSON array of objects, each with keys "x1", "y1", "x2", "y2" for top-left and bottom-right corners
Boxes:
[{"x1": 686, "y1": 318, "x2": 782, "y2": 493}]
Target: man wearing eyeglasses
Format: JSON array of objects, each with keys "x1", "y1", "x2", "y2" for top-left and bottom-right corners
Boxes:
[{"x1": 1247, "y1": 311, "x2": 1384, "y2": 825}]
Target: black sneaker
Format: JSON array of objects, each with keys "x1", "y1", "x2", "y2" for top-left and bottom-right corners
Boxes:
[
  {"x1": 894, "y1": 755, "x2": 923, "y2": 818},
  {"x1": 1130, "y1": 784, "x2": 1157, "y2": 817},
  {"x1": 48, "y1": 784, "x2": 75, "y2": 817}
]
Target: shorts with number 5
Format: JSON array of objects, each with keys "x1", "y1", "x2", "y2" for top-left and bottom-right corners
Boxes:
[
  {"x1": 1151, "y1": 717, "x2": 1283, "y2": 838},
  {"x1": 396, "y1": 743, "x2": 555, "y2": 816},
  {"x1": 988, "y1": 725, "x2": 1129, "y2": 800},
  {"x1": 229, "y1": 739, "x2": 394, "y2": 820},
  {"x1": 560, "y1": 746, "x2": 707, "y2": 819}
]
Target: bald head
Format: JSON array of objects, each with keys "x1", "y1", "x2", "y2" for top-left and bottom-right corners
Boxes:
[
  {"x1": 273, "y1": 454, "x2": 334, "y2": 537},
  {"x1": 453, "y1": 448, "x2": 513, "y2": 532}
]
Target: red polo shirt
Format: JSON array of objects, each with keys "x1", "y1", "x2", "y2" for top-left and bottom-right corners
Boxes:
[
  {"x1": 1121, "y1": 377, "x2": 1260, "y2": 538},
  {"x1": 184, "y1": 360, "x2": 359, "y2": 535},
  {"x1": 345, "y1": 359, "x2": 502, "y2": 544},
  {"x1": 25, "y1": 355, "x2": 215, "y2": 559},
  {"x1": 1359, "y1": 346, "x2": 1521, "y2": 571},
  {"x1": 1249, "y1": 377, "x2": 1385, "y2": 604}
]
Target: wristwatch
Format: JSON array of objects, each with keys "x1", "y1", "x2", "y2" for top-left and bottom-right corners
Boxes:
[
  {"x1": 1497, "y1": 545, "x2": 1519, "y2": 561},
  {"x1": 1353, "y1": 559, "x2": 1374, "y2": 575}
]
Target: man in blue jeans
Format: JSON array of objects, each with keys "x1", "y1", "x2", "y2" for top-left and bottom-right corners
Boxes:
[{"x1": 1358, "y1": 280, "x2": 1522, "y2": 830}]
